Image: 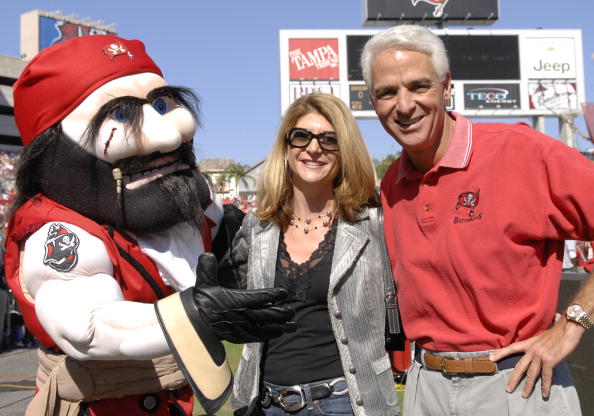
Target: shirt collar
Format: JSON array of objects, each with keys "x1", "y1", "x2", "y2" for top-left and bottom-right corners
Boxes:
[{"x1": 396, "y1": 112, "x2": 473, "y2": 183}]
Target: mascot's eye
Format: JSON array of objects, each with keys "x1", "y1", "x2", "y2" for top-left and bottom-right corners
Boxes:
[
  {"x1": 112, "y1": 106, "x2": 130, "y2": 123},
  {"x1": 152, "y1": 97, "x2": 170, "y2": 115}
]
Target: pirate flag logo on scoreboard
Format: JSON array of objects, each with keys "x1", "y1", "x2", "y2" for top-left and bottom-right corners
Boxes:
[{"x1": 411, "y1": 0, "x2": 450, "y2": 17}]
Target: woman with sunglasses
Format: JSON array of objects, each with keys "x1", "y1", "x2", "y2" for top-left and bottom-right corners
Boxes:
[{"x1": 227, "y1": 93, "x2": 400, "y2": 416}]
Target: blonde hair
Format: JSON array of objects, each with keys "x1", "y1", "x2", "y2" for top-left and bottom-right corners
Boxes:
[{"x1": 256, "y1": 93, "x2": 378, "y2": 228}]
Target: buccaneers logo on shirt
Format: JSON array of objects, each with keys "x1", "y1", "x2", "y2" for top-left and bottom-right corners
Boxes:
[
  {"x1": 455, "y1": 189, "x2": 480, "y2": 217},
  {"x1": 43, "y1": 223, "x2": 80, "y2": 272}
]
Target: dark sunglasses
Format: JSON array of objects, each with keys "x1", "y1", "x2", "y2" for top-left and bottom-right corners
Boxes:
[{"x1": 286, "y1": 127, "x2": 340, "y2": 151}]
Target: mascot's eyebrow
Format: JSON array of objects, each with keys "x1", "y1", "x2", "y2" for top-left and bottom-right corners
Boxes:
[
  {"x1": 82, "y1": 95, "x2": 145, "y2": 149},
  {"x1": 81, "y1": 86, "x2": 200, "y2": 149}
]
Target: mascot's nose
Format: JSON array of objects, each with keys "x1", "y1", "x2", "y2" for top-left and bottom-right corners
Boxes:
[{"x1": 139, "y1": 105, "x2": 186, "y2": 155}]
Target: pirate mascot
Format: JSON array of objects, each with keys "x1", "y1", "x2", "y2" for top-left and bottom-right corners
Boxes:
[{"x1": 5, "y1": 35, "x2": 294, "y2": 416}]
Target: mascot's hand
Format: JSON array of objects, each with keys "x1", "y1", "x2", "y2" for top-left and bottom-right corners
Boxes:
[{"x1": 192, "y1": 253, "x2": 296, "y2": 344}]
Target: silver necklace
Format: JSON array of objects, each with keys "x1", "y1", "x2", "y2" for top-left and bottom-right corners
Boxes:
[{"x1": 290, "y1": 210, "x2": 334, "y2": 234}]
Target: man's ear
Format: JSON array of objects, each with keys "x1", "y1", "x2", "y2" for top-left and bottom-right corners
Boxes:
[{"x1": 443, "y1": 72, "x2": 452, "y2": 102}]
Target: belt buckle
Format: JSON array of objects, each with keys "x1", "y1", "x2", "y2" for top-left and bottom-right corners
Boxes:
[
  {"x1": 329, "y1": 377, "x2": 348, "y2": 396},
  {"x1": 260, "y1": 385, "x2": 272, "y2": 408},
  {"x1": 277, "y1": 386, "x2": 306, "y2": 412},
  {"x1": 440, "y1": 356, "x2": 461, "y2": 376}
]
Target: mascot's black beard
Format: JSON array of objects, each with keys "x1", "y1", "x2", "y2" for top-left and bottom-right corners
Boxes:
[{"x1": 37, "y1": 133, "x2": 210, "y2": 234}]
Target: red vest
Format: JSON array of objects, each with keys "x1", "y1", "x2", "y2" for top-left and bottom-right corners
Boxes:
[{"x1": 4, "y1": 194, "x2": 193, "y2": 415}]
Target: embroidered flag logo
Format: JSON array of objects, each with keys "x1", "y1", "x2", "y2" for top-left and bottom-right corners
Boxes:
[
  {"x1": 43, "y1": 223, "x2": 80, "y2": 272},
  {"x1": 455, "y1": 189, "x2": 480, "y2": 217},
  {"x1": 101, "y1": 42, "x2": 135, "y2": 60}
]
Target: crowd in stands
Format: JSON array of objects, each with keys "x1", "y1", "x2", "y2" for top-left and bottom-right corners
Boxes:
[
  {"x1": 222, "y1": 193, "x2": 256, "y2": 213},
  {"x1": 0, "y1": 150, "x2": 21, "y2": 247}
]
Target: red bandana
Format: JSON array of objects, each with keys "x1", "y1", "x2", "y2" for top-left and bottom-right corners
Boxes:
[{"x1": 13, "y1": 35, "x2": 163, "y2": 146}]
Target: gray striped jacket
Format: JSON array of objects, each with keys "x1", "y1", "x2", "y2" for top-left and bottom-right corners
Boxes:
[{"x1": 229, "y1": 207, "x2": 400, "y2": 416}]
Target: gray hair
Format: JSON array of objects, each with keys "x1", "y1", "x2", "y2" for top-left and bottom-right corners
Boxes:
[{"x1": 361, "y1": 25, "x2": 449, "y2": 89}]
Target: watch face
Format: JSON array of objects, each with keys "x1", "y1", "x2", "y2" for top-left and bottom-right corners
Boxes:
[{"x1": 567, "y1": 304, "x2": 583, "y2": 319}]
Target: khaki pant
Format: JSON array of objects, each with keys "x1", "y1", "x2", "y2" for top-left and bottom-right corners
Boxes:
[{"x1": 404, "y1": 349, "x2": 581, "y2": 416}]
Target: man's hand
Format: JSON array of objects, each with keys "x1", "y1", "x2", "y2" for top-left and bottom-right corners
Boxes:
[
  {"x1": 191, "y1": 252, "x2": 295, "y2": 344},
  {"x1": 489, "y1": 315, "x2": 584, "y2": 399}
]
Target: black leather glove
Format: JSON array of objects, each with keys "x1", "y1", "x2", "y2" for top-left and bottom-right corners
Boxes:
[{"x1": 184, "y1": 252, "x2": 296, "y2": 344}]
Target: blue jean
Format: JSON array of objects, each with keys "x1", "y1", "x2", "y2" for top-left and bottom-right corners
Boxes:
[{"x1": 259, "y1": 378, "x2": 354, "y2": 416}]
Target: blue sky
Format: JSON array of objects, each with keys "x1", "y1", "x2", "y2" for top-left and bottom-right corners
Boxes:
[{"x1": 1, "y1": 0, "x2": 593, "y2": 166}]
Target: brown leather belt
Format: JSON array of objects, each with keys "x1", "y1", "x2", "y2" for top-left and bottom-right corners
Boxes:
[{"x1": 423, "y1": 353, "x2": 497, "y2": 375}]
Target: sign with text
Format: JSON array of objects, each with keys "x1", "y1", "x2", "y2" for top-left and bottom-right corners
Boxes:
[
  {"x1": 524, "y1": 37, "x2": 577, "y2": 79},
  {"x1": 349, "y1": 85, "x2": 373, "y2": 111},
  {"x1": 528, "y1": 81, "x2": 578, "y2": 110},
  {"x1": 464, "y1": 84, "x2": 521, "y2": 109},
  {"x1": 289, "y1": 82, "x2": 341, "y2": 104},
  {"x1": 288, "y1": 38, "x2": 339, "y2": 81},
  {"x1": 280, "y1": 29, "x2": 584, "y2": 118}
]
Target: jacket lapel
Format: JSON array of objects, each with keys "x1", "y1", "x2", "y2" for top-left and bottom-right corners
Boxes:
[
  {"x1": 328, "y1": 218, "x2": 369, "y2": 293},
  {"x1": 252, "y1": 222, "x2": 280, "y2": 289}
]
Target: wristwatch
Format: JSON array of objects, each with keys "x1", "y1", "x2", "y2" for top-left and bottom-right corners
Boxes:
[{"x1": 565, "y1": 304, "x2": 594, "y2": 330}]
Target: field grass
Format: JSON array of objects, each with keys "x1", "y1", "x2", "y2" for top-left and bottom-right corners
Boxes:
[{"x1": 192, "y1": 342, "x2": 405, "y2": 415}]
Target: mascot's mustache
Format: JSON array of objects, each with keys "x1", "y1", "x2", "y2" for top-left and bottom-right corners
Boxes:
[
  {"x1": 115, "y1": 141, "x2": 196, "y2": 176},
  {"x1": 114, "y1": 142, "x2": 197, "y2": 191}
]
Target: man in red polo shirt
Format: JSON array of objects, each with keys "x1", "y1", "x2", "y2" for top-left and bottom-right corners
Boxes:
[{"x1": 361, "y1": 25, "x2": 593, "y2": 415}]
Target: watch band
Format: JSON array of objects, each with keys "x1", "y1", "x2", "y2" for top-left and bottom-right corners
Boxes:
[
  {"x1": 566, "y1": 304, "x2": 594, "y2": 330},
  {"x1": 577, "y1": 314, "x2": 594, "y2": 330}
]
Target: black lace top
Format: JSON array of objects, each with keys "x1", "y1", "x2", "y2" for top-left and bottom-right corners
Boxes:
[{"x1": 261, "y1": 222, "x2": 343, "y2": 385}]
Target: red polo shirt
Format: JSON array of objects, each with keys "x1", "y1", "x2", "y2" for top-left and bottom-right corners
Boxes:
[{"x1": 381, "y1": 112, "x2": 594, "y2": 352}]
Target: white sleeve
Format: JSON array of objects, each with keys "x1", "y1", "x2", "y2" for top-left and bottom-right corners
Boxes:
[{"x1": 22, "y1": 222, "x2": 170, "y2": 360}]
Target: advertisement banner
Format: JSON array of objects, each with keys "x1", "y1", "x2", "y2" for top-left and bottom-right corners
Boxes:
[
  {"x1": 280, "y1": 29, "x2": 584, "y2": 118},
  {"x1": 289, "y1": 82, "x2": 341, "y2": 105},
  {"x1": 288, "y1": 38, "x2": 339, "y2": 81},
  {"x1": 349, "y1": 85, "x2": 373, "y2": 111},
  {"x1": 464, "y1": 84, "x2": 521, "y2": 110},
  {"x1": 524, "y1": 37, "x2": 577, "y2": 79},
  {"x1": 39, "y1": 15, "x2": 112, "y2": 51},
  {"x1": 528, "y1": 81, "x2": 578, "y2": 110}
]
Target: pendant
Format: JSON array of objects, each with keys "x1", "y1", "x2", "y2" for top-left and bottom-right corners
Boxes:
[{"x1": 304, "y1": 227, "x2": 310, "y2": 234}]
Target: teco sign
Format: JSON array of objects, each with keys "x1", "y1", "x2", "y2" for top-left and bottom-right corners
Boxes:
[
  {"x1": 464, "y1": 84, "x2": 520, "y2": 109},
  {"x1": 524, "y1": 37, "x2": 577, "y2": 79}
]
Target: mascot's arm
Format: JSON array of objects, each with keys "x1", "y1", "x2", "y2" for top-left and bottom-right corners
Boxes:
[{"x1": 22, "y1": 221, "x2": 170, "y2": 360}]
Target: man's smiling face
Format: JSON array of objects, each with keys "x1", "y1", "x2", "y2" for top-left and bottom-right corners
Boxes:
[{"x1": 370, "y1": 49, "x2": 451, "y2": 155}]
